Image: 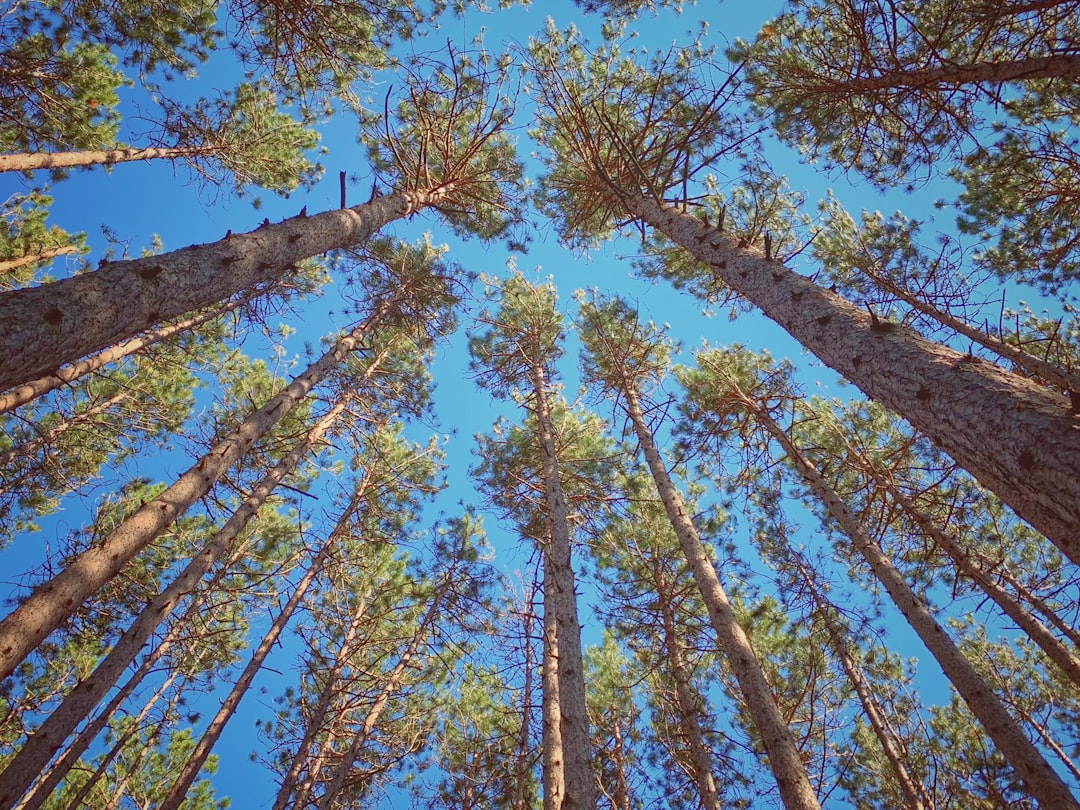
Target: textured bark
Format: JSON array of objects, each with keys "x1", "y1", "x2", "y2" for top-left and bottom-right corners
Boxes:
[
  {"x1": 0, "y1": 145, "x2": 218, "y2": 174},
  {"x1": 832, "y1": 54, "x2": 1080, "y2": 94},
  {"x1": 530, "y1": 364, "x2": 598, "y2": 810},
  {"x1": 622, "y1": 388, "x2": 820, "y2": 810},
  {"x1": 655, "y1": 577, "x2": 723, "y2": 810},
  {"x1": 315, "y1": 578, "x2": 449, "y2": 809},
  {"x1": 0, "y1": 245, "x2": 77, "y2": 276},
  {"x1": 736, "y1": 388, "x2": 1080, "y2": 809},
  {"x1": 13, "y1": 622, "x2": 182, "y2": 810},
  {"x1": 0, "y1": 401, "x2": 346, "y2": 808},
  {"x1": 0, "y1": 187, "x2": 450, "y2": 392},
  {"x1": 0, "y1": 292, "x2": 254, "y2": 414},
  {"x1": 626, "y1": 195, "x2": 1080, "y2": 560},
  {"x1": 0, "y1": 302, "x2": 395, "y2": 681},
  {"x1": 542, "y1": 551, "x2": 566, "y2": 810}
]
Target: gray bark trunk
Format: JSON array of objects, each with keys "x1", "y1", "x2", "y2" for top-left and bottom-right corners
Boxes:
[
  {"x1": 0, "y1": 401, "x2": 346, "y2": 808},
  {"x1": 0, "y1": 145, "x2": 216, "y2": 174},
  {"x1": 622, "y1": 388, "x2": 820, "y2": 810},
  {"x1": 836, "y1": 54, "x2": 1080, "y2": 93},
  {"x1": 530, "y1": 364, "x2": 597, "y2": 810},
  {"x1": 0, "y1": 291, "x2": 255, "y2": 414},
  {"x1": 626, "y1": 195, "x2": 1080, "y2": 561},
  {"x1": 0, "y1": 301, "x2": 395, "y2": 681},
  {"x1": 542, "y1": 550, "x2": 566, "y2": 810},
  {"x1": 0, "y1": 187, "x2": 449, "y2": 392},
  {"x1": 740, "y1": 389, "x2": 1080, "y2": 809}
]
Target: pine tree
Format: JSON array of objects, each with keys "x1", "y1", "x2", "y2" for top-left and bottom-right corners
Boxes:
[{"x1": 530, "y1": 26, "x2": 1080, "y2": 558}]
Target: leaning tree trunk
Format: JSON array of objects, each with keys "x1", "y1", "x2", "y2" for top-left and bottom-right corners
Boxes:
[
  {"x1": 529, "y1": 363, "x2": 598, "y2": 810},
  {"x1": 13, "y1": 618, "x2": 185, "y2": 810},
  {"x1": 620, "y1": 386, "x2": 821, "y2": 810},
  {"x1": 831, "y1": 54, "x2": 1080, "y2": 94},
  {"x1": 0, "y1": 398, "x2": 349, "y2": 807},
  {"x1": 0, "y1": 144, "x2": 224, "y2": 174},
  {"x1": 0, "y1": 299, "x2": 398, "y2": 681},
  {"x1": 0, "y1": 187, "x2": 451, "y2": 392},
  {"x1": 624, "y1": 194, "x2": 1080, "y2": 562},
  {"x1": 0, "y1": 245, "x2": 78, "y2": 276},
  {"x1": 731, "y1": 381, "x2": 1080, "y2": 809},
  {"x1": 654, "y1": 575, "x2": 723, "y2": 810},
  {"x1": 0, "y1": 287, "x2": 260, "y2": 414},
  {"x1": 315, "y1": 576, "x2": 450, "y2": 810},
  {"x1": 783, "y1": 553, "x2": 931, "y2": 810}
]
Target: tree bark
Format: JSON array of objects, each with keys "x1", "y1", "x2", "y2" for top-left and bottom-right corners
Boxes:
[
  {"x1": 0, "y1": 400, "x2": 347, "y2": 808},
  {"x1": 530, "y1": 364, "x2": 598, "y2": 810},
  {"x1": 0, "y1": 187, "x2": 450, "y2": 392},
  {"x1": 0, "y1": 145, "x2": 220, "y2": 174},
  {"x1": 730, "y1": 382, "x2": 1080, "y2": 809},
  {"x1": 624, "y1": 195, "x2": 1080, "y2": 561},
  {"x1": 832, "y1": 54, "x2": 1080, "y2": 94},
  {"x1": 0, "y1": 300, "x2": 396, "y2": 681},
  {"x1": 0, "y1": 290, "x2": 257, "y2": 414},
  {"x1": 0, "y1": 245, "x2": 77, "y2": 276},
  {"x1": 622, "y1": 387, "x2": 821, "y2": 810}
]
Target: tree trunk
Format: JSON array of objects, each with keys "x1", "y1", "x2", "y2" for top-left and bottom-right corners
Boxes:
[
  {"x1": 833, "y1": 54, "x2": 1080, "y2": 94},
  {"x1": 13, "y1": 621, "x2": 183, "y2": 810},
  {"x1": 621, "y1": 387, "x2": 821, "y2": 810},
  {"x1": 0, "y1": 187, "x2": 451, "y2": 392},
  {"x1": 0, "y1": 245, "x2": 77, "y2": 276},
  {"x1": 59, "y1": 668, "x2": 182, "y2": 810},
  {"x1": 0, "y1": 300, "x2": 397, "y2": 681},
  {"x1": 784, "y1": 554, "x2": 930, "y2": 810},
  {"x1": 270, "y1": 580, "x2": 378, "y2": 810},
  {"x1": 157, "y1": 483, "x2": 380, "y2": 810},
  {"x1": 0, "y1": 290, "x2": 257, "y2": 414},
  {"x1": 654, "y1": 568, "x2": 723, "y2": 810},
  {"x1": 529, "y1": 363, "x2": 597, "y2": 810},
  {"x1": 625, "y1": 195, "x2": 1080, "y2": 560},
  {"x1": 0, "y1": 399, "x2": 348, "y2": 807},
  {"x1": 731, "y1": 382, "x2": 1080, "y2": 809},
  {"x1": 0, "y1": 145, "x2": 220, "y2": 174},
  {"x1": 542, "y1": 549, "x2": 566, "y2": 810},
  {"x1": 0, "y1": 391, "x2": 128, "y2": 484},
  {"x1": 315, "y1": 576, "x2": 450, "y2": 809}
]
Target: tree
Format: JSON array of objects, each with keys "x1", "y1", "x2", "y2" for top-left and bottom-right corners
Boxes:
[
  {"x1": 470, "y1": 273, "x2": 602, "y2": 810},
  {"x1": 0, "y1": 50, "x2": 521, "y2": 392},
  {"x1": 530, "y1": 26, "x2": 1080, "y2": 559},
  {"x1": 0, "y1": 82, "x2": 321, "y2": 198},
  {"x1": 677, "y1": 344, "x2": 1080, "y2": 808},
  {"x1": 0, "y1": 239, "x2": 460, "y2": 680},
  {"x1": 577, "y1": 293, "x2": 821, "y2": 810}
]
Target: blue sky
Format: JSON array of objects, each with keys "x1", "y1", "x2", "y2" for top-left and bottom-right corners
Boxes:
[{"x1": 0, "y1": 0, "x2": 993, "y2": 806}]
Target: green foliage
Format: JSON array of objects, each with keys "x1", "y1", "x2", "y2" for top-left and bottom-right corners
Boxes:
[
  {"x1": 0, "y1": 36, "x2": 126, "y2": 155},
  {"x1": 0, "y1": 191, "x2": 86, "y2": 289}
]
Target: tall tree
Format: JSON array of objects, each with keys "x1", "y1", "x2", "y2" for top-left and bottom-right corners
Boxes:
[
  {"x1": 470, "y1": 273, "x2": 601, "y2": 810},
  {"x1": 0, "y1": 238, "x2": 459, "y2": 680},
  {"x1": 529, "y1": 26, "x2": 1080, "y2": 557},
  {"x1": 578, "y1": 293, "x2": 821, "y2": 810},
  {"x1": 0, "y1": 48, "x2": 521, "y2": 392},
  {"x1": 677, "y1": 344, "x2": 1080, "y2": 808}
]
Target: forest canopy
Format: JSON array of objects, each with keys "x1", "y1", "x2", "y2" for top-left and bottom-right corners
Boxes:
[{"x1": 1, "y1": 0, "x2": 1079, "y2": 808}]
